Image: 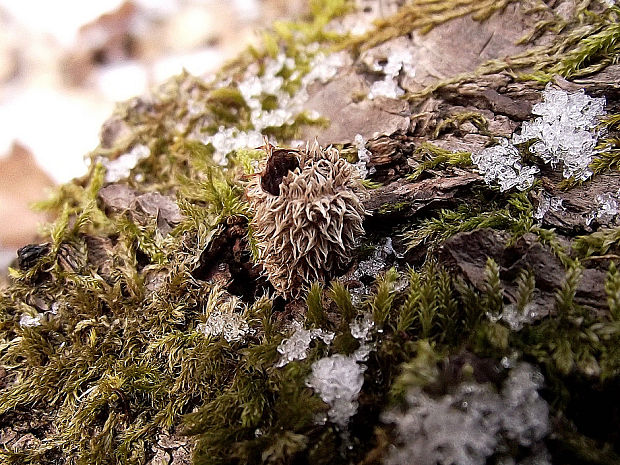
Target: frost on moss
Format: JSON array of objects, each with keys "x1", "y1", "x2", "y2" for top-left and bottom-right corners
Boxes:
[
  {"x1": 197, "y1": 51, "x2": 347, "y2": 164},
  {"x1": 101, "y1": 144, "x2": 150, "y2": 183},
  {"x1": 196, "y1": 292, "x2": 251, "y2": 343}
]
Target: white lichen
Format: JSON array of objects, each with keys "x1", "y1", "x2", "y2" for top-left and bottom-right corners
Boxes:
[
  {"x1": 383, "y1": 363, "x2": 549, "y2": 465},
  {"x1": 275, "y1": 321, "x2": 335, "y2": 368},
  {"x1": 512, "y1": 85, "x2": 606, "y2": 181},
  {"x1": 103, "y1": 144, "x2": 150, "y2": 183},
  {"x1": 471, "y1": 138, "x2": 539, "y2": 192}
]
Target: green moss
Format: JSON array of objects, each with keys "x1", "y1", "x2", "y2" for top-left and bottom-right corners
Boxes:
[
  {"x1": 405, "y1": 190, "x2": 533, "y2": 251},
  {"x1": 573, "y1": 226, "x2": 620, "y2": 258},
  {"x1": 404, "y1": 5, "x2": 620, "y2": 100},
  {"x1": 407, "y1": 142, "x2": 472, "y2": 181},
  {"x1": 377, "y1": 201, "x2": 410, "y2": 215},
  {"x1": 340, "y1": 0, "x2": 519, "y2": 55},
  {"x1": 591, "y1": 113, "x2": 620, "y2": 175}
]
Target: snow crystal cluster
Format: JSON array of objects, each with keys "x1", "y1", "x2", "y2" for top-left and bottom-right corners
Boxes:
[
  {"x1": 200, "y1": 52, "x2": 346, "y2": 163},
  {"x1": 306, "y1": 354, "x2": 366, "y2": 428},
  {"x1": 534, "y1": 191, "x2": 565, "y2": 221},
  {"x1": 103, "y1": 144, "x2": 150, "y2": 183},
  {"x1": 383, "y1": 363, "x2": 550, "y2": 465},
  {"x1": 305, "y1": 314, "x2": 375, "y2": 428},
  {"x1": 471, "y1": 138, "x2": 540, "y2": 192},
  {"x1": 586, "y1": 188, "x2": 620, "y2": 226},
  {"x1": 512, "y1": 85, "x2": 606, "y2": 181},
  {"x1": 472, "y1": 86, "x2": 606, "y2": 191},
  {"x1": 368, "y1": 48, "x2": 415, "y2": 100},
  {"x1": 275, "y1": 321, "x2": 335, "y2": 368},
  {"x1": 197, "y1": 303, "x2": 250, "y2": 343}
]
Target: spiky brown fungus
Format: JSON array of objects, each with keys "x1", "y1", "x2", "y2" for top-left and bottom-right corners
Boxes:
[{"x1": 247, "y1": 141, "x2": 366, "y2": 298}]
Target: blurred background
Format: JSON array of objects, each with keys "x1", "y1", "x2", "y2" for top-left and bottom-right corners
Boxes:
[{"x1": 0, "y1": 0, "x2": 306, "y2": 272}]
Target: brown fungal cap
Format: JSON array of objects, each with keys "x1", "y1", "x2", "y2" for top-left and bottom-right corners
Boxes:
[
  {"x1": 260, "y1": 147, "x2": 301, "y2": 196},
  {"x1": 247, "y1": 141, "x2": 366, "y2": 298}
]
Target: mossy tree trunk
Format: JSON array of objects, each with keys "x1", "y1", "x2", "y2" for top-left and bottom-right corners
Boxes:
[{"x1": 1, "y1": 1, "x2": 619, "y2": 465}]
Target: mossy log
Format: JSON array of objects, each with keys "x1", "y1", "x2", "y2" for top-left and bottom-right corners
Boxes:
[{"x1": 1, "y1": 1, "x2": 620, "y2": 464}]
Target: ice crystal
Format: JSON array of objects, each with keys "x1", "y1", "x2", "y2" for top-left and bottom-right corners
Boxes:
[
  {"x1": 19, "y1": 313, "x2": 42, "y2": 328},
  {"x1": 354, "y1": 238, "x2": 395, "y2": 280},
  {"x1": 586, "y1": 189, "x2": 620, "y2": 226},
  {"x1": 500, "y1": 303, "x2": 543, "y2": 331},
  {"x1": 103, "y1": 144, "x2": 150, "y2": 183},
  {"x1": 200, "y1": 52, "x2": 345, "y2": 163},
  {"x1": 205, "y1": 127, "x2": 265, "y2": 165},
  {"x1": 350, "y1": 313, "x2": 374, "y2": 342},
  {"x1": 306, "y1": 313, "x2": 376, "y2": 428},
  {"x1": 471, "y1": 138, "x2": 539, "y2": 192},
  {"x1": 353, "y1": 133, "x2": 374, "y2": 178},
  {"x1": 301, "y1": 52, "x2": 347, "y2": 86},
  {"x1": 275, "y1": 321, "x2": 335, "y2": 368},
  {"x1": 534, "y1": 191, "x2": 565, "y2": 221},
  {"x1": 383, "y1": 363, "x2": 549, "y2": 465},
  {"x1": 500, "y1": 364, "x2": 548, "y2": 447},
  {"x1": 350, "y1": 238, "x2": 407, "y2": 305},
  {"x1": 368, "y1": 48, "x2": 415, "y2": 100},
  {"x1": 512, "y1": 85, "x2": 606, "y2": 180},
  {"x1": 306, "y1": 354, "x2": 366, "y2": 428},
  {"x1": 197, "y1": 304, "x2": 250, "y2": 343}
]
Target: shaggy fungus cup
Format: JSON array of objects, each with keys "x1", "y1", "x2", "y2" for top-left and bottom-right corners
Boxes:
[{"x1": 247, "y1": 141, "x2": 366, "y2": 298}]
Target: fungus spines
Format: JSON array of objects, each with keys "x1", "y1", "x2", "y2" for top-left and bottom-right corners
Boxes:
[{"x1": 247, "y1": 141, "x2": 365, "y2": 297}]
